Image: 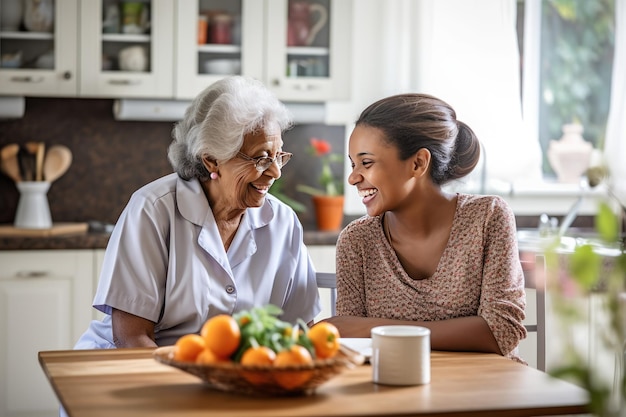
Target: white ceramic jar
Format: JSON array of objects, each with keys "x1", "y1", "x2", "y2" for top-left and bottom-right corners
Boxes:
[{"x1": 547, "y1": 123, "x2": 593, "y2": 183}]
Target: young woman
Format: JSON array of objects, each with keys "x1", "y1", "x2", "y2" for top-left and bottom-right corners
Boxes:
[{"x1": 327, "y1": 93, "x2": 527, "y2": 362}]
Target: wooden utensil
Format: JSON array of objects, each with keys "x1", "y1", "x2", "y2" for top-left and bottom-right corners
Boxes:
[
  {"x1": 25, "y1": 141, "x2": 45, "y2": 181},
  {"x1": 43, "y1": 145, "x2": 72, "y2": 183},
  {"x1": 18, "y1": 145, "x2": 35, "y2": 181},
  {"x1": 36, "y1": 142, "x2": 45, "y2": 181},
  {"x1": 0, "y1": 143, "x2": 22, "y2": 182}
]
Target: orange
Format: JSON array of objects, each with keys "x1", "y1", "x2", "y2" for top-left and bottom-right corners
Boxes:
[
  {"x1": 173, "y1": 334, "x2": 206, "y2": 362},
  {"x1": 241, "y1": 345, "x2": 277, "y2": 366},
  {"x1": 240, "y1": 345, "x2": 277, "y2": 385},
  {"x1": 200, "y1": 314, "x2": 241, "y2": 359},
  {"x1": 195, "y1": 347, "x2": 222, "y2": 365},
  {"x1": 273, "y1": 344, "x2": 314, "y2": 390},
  {"x1": 307, "y1": 322, "x2": 340, "y2": 359}
]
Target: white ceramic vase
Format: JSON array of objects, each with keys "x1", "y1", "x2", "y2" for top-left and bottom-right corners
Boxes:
[
  {"x1": 14, "y1": 181, "x2": 52, "y2": 229},
  {"x1": 547, "y1": 123, "x2": 593, "y2": 184}
]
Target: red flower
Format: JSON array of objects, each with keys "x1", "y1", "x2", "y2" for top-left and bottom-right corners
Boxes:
[
  {"x1": 310, "y1": 138, "x2": 331, "y2": 156},
  {"x1": 296, "y1": 137, "x2": 343, "y2": 196}
]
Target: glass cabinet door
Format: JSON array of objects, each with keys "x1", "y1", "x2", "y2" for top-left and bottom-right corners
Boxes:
[
  {"x1": 0, "y1": 0, "x2": 78, "y2": 96},
  {"x1": 80, "y1": 0, "x2": 174, "y2": 98},
  {"x1": 265, "y1": 0, "x2": 351, "y2": 102},
  {"x1": 175, "y1": 0, "x2": 263, "y2": 100}
]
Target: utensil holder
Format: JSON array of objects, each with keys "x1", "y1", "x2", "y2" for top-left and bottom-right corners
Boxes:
[{"x1": 14, "y1": 181, "x2": 52, "y2": 229}]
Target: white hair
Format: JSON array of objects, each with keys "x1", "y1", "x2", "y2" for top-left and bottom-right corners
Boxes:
[{"x1": 168, "y1": 76, "x2": 292, "y2": 180}]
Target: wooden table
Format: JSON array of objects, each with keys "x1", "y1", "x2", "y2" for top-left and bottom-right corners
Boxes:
[{"x1": 39, "y1": 348, "x2": 589, "y2": 417}]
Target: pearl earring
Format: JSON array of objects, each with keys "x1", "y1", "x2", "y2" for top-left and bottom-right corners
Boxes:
[{"x1": 210, "y1": 172, "x2": 218, "y2": 180}]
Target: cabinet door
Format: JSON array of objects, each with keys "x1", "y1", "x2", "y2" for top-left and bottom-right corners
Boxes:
[
  {"x1": 79, "y1": 0, "x2": 174, "y2": 98},
  {"x1": 0, "y1": 0, "x2": 79, "y2": 96},
  {"x1": 0, "y1": 250, "x2": 94, "y2": 417},
  {"x1": 175, "y1": 0, "x2": 264, "y2": 100},
  {"x1": 265, "y1": 0, "x2": 351, "y2": 102}
]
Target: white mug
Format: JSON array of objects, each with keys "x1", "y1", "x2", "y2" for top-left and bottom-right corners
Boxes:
[{"x1": 371, "y1": 325, "x2": 431, "y2": 386}]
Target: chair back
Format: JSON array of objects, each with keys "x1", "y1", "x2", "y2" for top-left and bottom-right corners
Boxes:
[
  {"x1": 315, "y1": 272, "x2": 337, "y2": 316},
  {"x1": 521, "y1": 254, "x2": 546, "y2": 371}
]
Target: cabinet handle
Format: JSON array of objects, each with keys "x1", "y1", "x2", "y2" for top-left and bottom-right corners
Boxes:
[
  {"x1": 108, "y1": 79, "x2": 142, "y2": 86},
  {"x1": 10, "y1": 76, "x2": 45, "y2": 83},
  {"x1": 16, "y1": 271, "x2": 50, "y2": 278},
  {"x1": 63, "y1": 71, "x2": 72, "y2": 80},
  {"x1": 272, "y1": 79, "x2": 320, "y2": 91},
  {"x1": 294, "y1": 83, "x2": 319, "y2": 91}
]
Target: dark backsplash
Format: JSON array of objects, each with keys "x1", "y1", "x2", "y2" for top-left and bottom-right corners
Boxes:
[
  {"x1": 1, "y1": 98, "x2": 602, "y2": 233},
  {"x1": 0, "y1": 97, "x2": 346, "y2": 230}
]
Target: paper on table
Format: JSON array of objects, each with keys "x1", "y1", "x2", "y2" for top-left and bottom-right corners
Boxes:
[{"x1": 339, "y1": 338, "x2": 372, "y2": 361}]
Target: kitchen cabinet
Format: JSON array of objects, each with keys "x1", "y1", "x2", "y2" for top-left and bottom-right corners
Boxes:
[
  {"x1": 175, "y1": 0, "x2": 352, "y2": 102},
  {"x1": 175, "y1": 0, "x2": 263, "y2": 99},
  {"x1": 0, "y1": 250, "x2": 97, "y2": 417},
  {"x1": 264, "y1": 0, "x2": 351, "y2": 102},
  {"x1": 0, "y1": 0, "x2": 175, "y2": 99},
  {"x1": 1, "y1": 0, "x2": 351, "y2": 102},
  {"x1": 0, "y1": 0, "x2": 79, "y2": 96},
  {"x1": 79, "y1": 0, "x2": 175, "y2": 98}
]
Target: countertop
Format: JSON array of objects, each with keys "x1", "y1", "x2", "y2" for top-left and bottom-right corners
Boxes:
[{"x1": 0, "y1": 230, "x2": 340, "y2": 251}]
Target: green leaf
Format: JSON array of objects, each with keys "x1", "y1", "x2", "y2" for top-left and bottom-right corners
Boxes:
[
  {"x1": 595, "y1": 202, "x2": 619, "y2": 242},
  {"x1": 263, "y1": 304, "x2": 284, "y2": 317},
  {"x1": 569, "y1": 244, "x2": 601, "y2": 290},
  {"x1": 296, "y1": 184, "x2": 326, "y2": 196}
]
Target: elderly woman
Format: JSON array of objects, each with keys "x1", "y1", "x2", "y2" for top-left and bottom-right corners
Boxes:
[{"x1": 74, "y1": 76, "x2": 321, "y2": 349}]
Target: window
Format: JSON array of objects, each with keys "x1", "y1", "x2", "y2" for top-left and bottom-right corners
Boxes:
[{"x1": 518, "y1": 0, "x2": 615, "y2": 176}]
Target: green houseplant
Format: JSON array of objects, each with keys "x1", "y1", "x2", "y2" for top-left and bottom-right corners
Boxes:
[
  {"x1": 296, "y1": 137, "x2": 344, "y2": 231},
  {"x1": 296, "y1": 137, "x2": 344, "y2": 197},
  {"x1": 543, "y1": 181, "x2": 626, "y2": 416}
]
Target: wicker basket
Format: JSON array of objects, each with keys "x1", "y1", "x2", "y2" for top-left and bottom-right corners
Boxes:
[{"x1": 153, "y1": 345, "x2": 364, "y2": 396}]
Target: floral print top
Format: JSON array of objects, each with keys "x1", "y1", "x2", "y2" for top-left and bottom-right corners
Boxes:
[{"x1": 336, "y1": 193, "x2": 527, "y2": 362}]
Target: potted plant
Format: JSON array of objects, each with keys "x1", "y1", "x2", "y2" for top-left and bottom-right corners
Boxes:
[{"x1": 296, "y1": 137, "x2": 344, "y2": 231}]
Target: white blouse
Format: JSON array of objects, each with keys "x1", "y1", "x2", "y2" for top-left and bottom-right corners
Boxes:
[{"x1": 75, "y1": 173, "x2": 320, "y2": 349}]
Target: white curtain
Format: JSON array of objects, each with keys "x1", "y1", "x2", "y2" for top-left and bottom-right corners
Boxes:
[
  {"x1": 373, "y1": 0, "x2": 543, "y2": 188},
  {"x1": 604, "y1": 0, "x2": 626, "y2": 206}
]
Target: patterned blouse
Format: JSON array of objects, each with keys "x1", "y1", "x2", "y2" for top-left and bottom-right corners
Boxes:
[{"x1": 336, "y1": 193, "x2": 527, "y2": 362}]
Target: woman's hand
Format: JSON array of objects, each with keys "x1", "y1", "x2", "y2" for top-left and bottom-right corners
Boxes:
[
  {"x1": 111, "y1": 308, "x2": 157, "y2": 348},
  {"x1": 322, "y1": 316, "x2": 395, "y2": 338},
  {"x1": 323, "y1": 315, "x2": 502, "y2": 355}
]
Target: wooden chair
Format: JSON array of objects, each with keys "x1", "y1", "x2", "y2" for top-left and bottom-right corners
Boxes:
[{"x1": 315, "y1": 257, "x2": 547, "y2": 372}]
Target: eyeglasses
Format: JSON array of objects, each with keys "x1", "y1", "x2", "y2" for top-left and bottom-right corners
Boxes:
[{"x1": 237, "y1": 151, "x2": 292, "y2": 172}]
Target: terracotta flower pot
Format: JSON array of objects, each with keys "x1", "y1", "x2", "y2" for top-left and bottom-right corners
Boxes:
[{"x1": 312, "y1": 195, "x2": 344, "y2": 231}]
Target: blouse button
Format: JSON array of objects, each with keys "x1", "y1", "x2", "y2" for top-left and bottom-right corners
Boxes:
[{"x1": 225, "y1": 285, "x2": 235, "y2": 294}]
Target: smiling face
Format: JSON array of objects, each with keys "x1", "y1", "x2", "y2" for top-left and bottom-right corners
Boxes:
[
  {"x1": 348, "y1": 125, "x2": 419, "y2": 217},
  {"x1": 212, "y1": 128, "x2": 284, "y2": 211}
]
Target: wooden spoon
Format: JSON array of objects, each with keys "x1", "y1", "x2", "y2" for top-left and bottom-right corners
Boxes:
[
  {"x1": 0, "y1": 143, "x2": 22, "y2": 183},
  {"x1": 36, "y1": 142, "x2": 45, "y2": 181},
  {"x1": 43, "y1": 145, "x2": 72, "y2": 183},
  {"x1": 25, "y1": 141, "x2": 45, "y2": 181}
]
